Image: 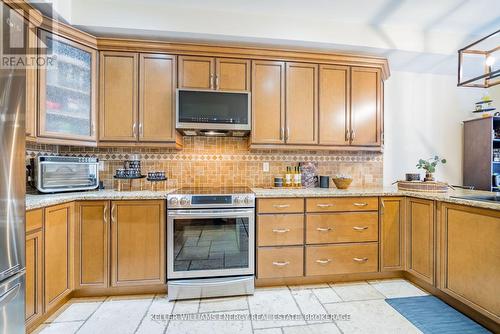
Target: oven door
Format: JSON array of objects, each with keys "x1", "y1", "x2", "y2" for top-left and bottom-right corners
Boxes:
[{"x1": 167, "y1": 208, "x2": 254, "y2": 279}]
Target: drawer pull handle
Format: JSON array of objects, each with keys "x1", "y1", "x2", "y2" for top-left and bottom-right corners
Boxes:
[
  {"x1": 272, "y1": 261, "x2": 290, "y2": 267},
  {"x1": 317, "y1": 203, "x2": 333, "y2": 208},
  {"x1": 273, "y1": 204, "x2": 291, "y2": 209},
  {"x1": 353, "y1": 257, "x2": 368, "y2": 263},
  {"x1": 315, "y1": 259, "x2": 332, "y2": 265},
  {"x1": 272, "y1": 228, "x2": 290, "y2": 233},
  {"x1": 316, "y1": 227, "x2": 333, "y2": 232},
  {"x1": 353, "y1": 226, "x2": 368, "y2": 231},
  {"x1": 353, "y1": 202, "x2": 368, "y2": 207}
]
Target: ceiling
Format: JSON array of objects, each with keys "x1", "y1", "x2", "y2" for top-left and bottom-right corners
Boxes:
[{"x1": 31, "y1": 0, "x2": 500, "y2": 75}]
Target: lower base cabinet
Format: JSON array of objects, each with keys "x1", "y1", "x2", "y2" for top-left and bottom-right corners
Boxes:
[
  {"x1": 25, "y1": 227, "x2": 43, "y2": 329},
  {"x1": 257, "y1": 246, "x2": 304, "y2": 279}
]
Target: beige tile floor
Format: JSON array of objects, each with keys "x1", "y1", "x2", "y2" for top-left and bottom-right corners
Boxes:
[{"x1": 34, "y1": 279, "x2": 429, "y2": 334}]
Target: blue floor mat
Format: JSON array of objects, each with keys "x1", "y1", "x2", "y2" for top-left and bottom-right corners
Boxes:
[{"x1": 385, "y1": 296, "x2": 491, "y2": 334}]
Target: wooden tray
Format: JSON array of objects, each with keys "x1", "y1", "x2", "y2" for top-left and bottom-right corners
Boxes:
[{"x1": 397, "y1": 181, "x2": 448, "y2": 193}]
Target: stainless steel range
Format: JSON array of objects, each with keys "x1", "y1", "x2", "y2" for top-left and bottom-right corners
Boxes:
[{"x1": 166, "y1": 187, "x2": 255, "y2": 300}]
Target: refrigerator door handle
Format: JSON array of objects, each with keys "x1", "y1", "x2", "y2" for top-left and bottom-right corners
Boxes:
[{"x1": 0, "y1": 283, "x2": 20, "y2": 308}]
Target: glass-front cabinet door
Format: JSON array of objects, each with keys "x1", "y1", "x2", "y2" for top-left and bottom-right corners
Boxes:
[{"x1": 38, "y1": 30, "x2": 97, "y2": 142}]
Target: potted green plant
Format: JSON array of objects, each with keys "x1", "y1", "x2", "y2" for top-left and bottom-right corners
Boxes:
[{"x1": 416, "y1": 156, "x2": 447, "y2": 182}]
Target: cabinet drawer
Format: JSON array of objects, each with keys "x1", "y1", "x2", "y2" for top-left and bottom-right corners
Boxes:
[
  {"x1": 258, "y1": 247, "x2": 303, "y2": 278},
  {"x1": 305, "y1": 243, "x2": 378, "y2": 276},
  {"x1": 258, "y1": 198, "x2": 304, "y2": 214},
  {"x1": 306, "y1": 197, "x2": 378, "y2": 212},
  {"x1": 306, "y1": 212, "x2": 378, "y2": 244},
  {"x1": 26, "y1": 209, "x2": 43, "y2": 233},
  {"x1": 258, "y1": 214, "x2": 304, "y2": 246}
]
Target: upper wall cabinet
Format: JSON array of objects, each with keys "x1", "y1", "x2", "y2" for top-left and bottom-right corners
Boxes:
[
  {"x1": 26, "y1": 24, "x2": 38, "y2": 141},
  {"x1": 351, "y1": 67, "x2": 382, "y2": 146},
  {"x1": 178, "y1": 56, "x2": 250, "y2": 91},
  {"x1": 99, "y1": 51, "x2": 178, "y2": 145},
  {"x1": 38, "y1": 30, "x2": 97, "y2": 144}
]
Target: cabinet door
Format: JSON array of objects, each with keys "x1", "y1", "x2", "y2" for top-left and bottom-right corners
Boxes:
[
  {"x1": 25, "y1": 230, "x2": 43, "y2": 327},
  {"x1": 26, "y1": 24, "x2": 38, "y2": 140},
  {"x1": 38, "y1": 30, "x2": 97, "y2": 142},
  {"x1": 350, "y1": 67, "x2": 381, "y2": 146},
  {"x1": 216, "y1": 58, "x2": 250, "y2": 91},
  {"x1": 286, "y1": 63, "x2": 318, "y2": 144},
  {"x1": 76, "y1": 201, "x2": 109, "y2": 288},
  {"x1": 99, "y1": 51, "x2": 138, "y2": 141},
  {"x1": 178, "y1": 56, "x2": 215, "y2": 89},
  {"x1": 139, "y1": 54, "x2": 176, "y2": 142},
  {"x1": 406, "y1": 198, "x2": 435, "y2": 284},
  {"x1": 251, "y1": 61, "x2": 285, "y2": 144},
  {"x1": 44, "y1": 203, "x2": 73, "y2": 313},
  {"x1": 319, "y1": 65, "x2": 350, "y2": 145},
  {"x1": 380, "y1": 197, "x2": 405, "y2": 271},
  {"x1": 111, "y1": 200, "x2": 165, "y2": 286},
  {"x1": 440, "y1": 204, "x2": 500, "y2": 321}
]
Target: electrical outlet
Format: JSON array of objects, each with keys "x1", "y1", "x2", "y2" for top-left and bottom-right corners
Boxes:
[
  {"x1": 99, "y1": 161, "x2": 105, "y2": 171},
  {"x1": 263, "y1": 162, "x2": 270, "y2": 172}
]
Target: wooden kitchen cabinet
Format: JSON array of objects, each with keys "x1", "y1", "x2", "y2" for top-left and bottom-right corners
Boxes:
[
  {"x1": 110, "y1": 200, "x2": 165, "y2": 286},
  {"x1": 439, "y1": 203, "x2": 500, "y2": 322},
  {"x1": 319, "y1": 65, "x2": 350, "y2": 145},
  {"x1": 350, "y1": 67, "x2": 382, "y2": 146},
  {"x1": 257, "y1": 246, "x2": 304, "y2": 279},
  {"x1": 139, "y1": 54, "x2": 177, "y2": 142},
  {"x1": 406, "y1": 198, "x2": 435, "y2": 284},
  {"x1": 38, "y1": 30, "x2": 98, "y2": 144},
  {"x1": 76, "y1": 201, "x2": 109, "y2": 288},
  {"x1": 178, "y1": 56, "x2": 250, "y2": 91},
  {"x1": 251, "y1": 60, "x2": 286, "y2": 144},
  {"x1": 44, "y1": 202, "x2": 74, "y2": 313},
  {"x1": 25, "y1": 209, "x2": 44, "y2": 329},
  {"x1": 257, "y1": 214, "x2": 304, "y2": 246},
  {"x1": 285, "y1": 62, "x2": 318, "y2": 144},
  {"x1": 380, "y1": 197, "x2": 405, "y2": 271},
  {"x1": 25, "y1": 24, "x2": 38, "y2": 140},
  {"x1": 99, "y1": 51, "x2": 138, "y2": 142}
]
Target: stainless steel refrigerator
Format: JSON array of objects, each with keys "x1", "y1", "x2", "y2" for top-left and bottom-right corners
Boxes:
[{"x1": 0, "y1": 2, "x2": 26, "y2": 334}]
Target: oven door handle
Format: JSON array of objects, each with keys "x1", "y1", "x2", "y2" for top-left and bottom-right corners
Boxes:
[{"x1": 167, "y1": 208, "x2": 255, "y2": 218}]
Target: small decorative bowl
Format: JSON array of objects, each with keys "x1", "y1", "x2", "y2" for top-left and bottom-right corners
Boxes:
[{"x1": 332, "y1": 177, "x2": 353, "y2": 189}]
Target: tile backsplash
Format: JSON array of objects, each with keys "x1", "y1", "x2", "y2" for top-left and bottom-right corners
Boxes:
[{"x1": 26, "y1": 137, "x2": 383, "y2": 190}]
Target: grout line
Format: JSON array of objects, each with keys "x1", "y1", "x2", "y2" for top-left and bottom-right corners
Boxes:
[
  {"x1": 132, "y1": 294, "x2": 156, "y2": 334},
  {"x1": 73, "y1": 297, "x2": 108, "y2": 334},
  {"x1": 245, "y1": 295, "x2": 255, "y2": 334}
]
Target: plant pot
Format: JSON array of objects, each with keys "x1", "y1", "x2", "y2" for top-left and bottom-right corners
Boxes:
[{"x1": 424, "y1": 172, "x2": 435, "y2": 182}]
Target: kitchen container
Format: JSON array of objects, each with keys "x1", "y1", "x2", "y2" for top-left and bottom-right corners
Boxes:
[{"x1": 319, "y1": 176, "x2": 330, "y2": 188}]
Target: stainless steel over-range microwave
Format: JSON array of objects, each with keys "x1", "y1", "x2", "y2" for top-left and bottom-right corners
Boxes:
[{"x1": 176, "y1": 89, "x2": 251, "y2": 136}]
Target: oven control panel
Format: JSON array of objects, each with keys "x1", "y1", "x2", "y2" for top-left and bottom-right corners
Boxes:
[{"x1": 167, "y1": 194, "x2": 255, "y2": 208}]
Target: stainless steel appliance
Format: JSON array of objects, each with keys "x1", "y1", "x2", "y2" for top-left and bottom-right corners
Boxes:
[
  {"x1": 167, "y1": 187, "x2": 255, "y2": 300},
  {"x1": 1, "y1": 3, "x2": 26, "y2": 333},
  {"x1": 176, "y1": 89, "x2": 251, "y2": 137},
  {"x1": 35, "y1": 156, "x2": 99, "y2": 193}
]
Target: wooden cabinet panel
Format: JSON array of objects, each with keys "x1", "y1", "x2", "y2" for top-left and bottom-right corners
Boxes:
[
  {"x1": 44, "y1": 203, "x2": 73, "y2": 312},
  {"x1": 306, "y1": 243, "x2": 378, "y2": 276},
  {"x1": 216, "y1": 58, "x2": 250, "y2": 91},
  {"x1": 406, "y1": 198, "x2": 435, "y2": 284},
  {"x1": 178, "y1": 56, "x2": 215, "y2": 89},
  {"x1": 76, "y1": 201, "x2": 109, "y2": 288},
  {"x1": 286, "y1": 63, "x2": 318, "y2": 144},
  {"x1": 111, "y1": 200, "x2": 165, "y2": 286},
  {"x1": 257, "y1": 198, "x2": 304, "y2": 214},
  {"x1": 257, "y1": 246, "x2": 303, "y2": 278},
  {"x1": 251, "y1": 60, "x2": 286, "y2": 144},
  {"x1": 306, "y1": 212, "x2": 378, "y2": 244},
  {"x1": 440, "y1": 204, "x2": 500, "y2": 321},
  {"x1": 306, "y1": 197, "x2": 378, "y2": 212},
  {"x1": 257, "y1": 214, "x2": 304, "y2": 246},
  {"x1": 380, "y1": 197, "x2": 405, "y2": 271},
  {"x1": 319, "y1": 65, "x2": 350, "y2": 145},
  {"x1": 25, "y1": 230, "x2": 43, "y2": 326},
  {"x1": 99, "y1": 52, "x2": 138, "y2": 141},
  {"x1": 350, "y1": 67, "x2": 381, "y2": 146},
  {"x1": 26, "y1": 24, "x2": 38, "y2": 140},
  {"x1": 26, "y1": 209, "x2": 43, "y2": 233},
  {"x1": 139, "y1": 54, "x2": 176, "y2": 142}
]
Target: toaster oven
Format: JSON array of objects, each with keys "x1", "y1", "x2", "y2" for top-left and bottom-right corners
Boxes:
[{"x1": 35, "y1": 156, "x2": 99, "y2": 193}]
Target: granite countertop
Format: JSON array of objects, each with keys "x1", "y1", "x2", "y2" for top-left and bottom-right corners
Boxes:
[{"x1": 26, "y1": 186, "x2": 500, "y2": 211}]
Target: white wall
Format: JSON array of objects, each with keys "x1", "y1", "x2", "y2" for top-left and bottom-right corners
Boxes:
[{"x1": 383, "y1": 71, "x2": 485, "y2": 185}]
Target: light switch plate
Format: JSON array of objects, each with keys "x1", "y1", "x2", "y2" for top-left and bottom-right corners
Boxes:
[{"x1": 263, "y1": 162, "x2": 270, "y2": 172}]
